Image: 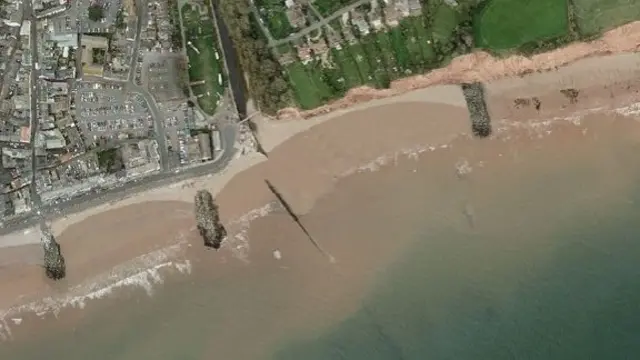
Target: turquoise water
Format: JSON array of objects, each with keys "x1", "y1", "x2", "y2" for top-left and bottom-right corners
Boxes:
[
  {"x1": 273, "y1": 121, "x2": 640, "y2": 359},
  {"x1": 3, "y1": 117, "x2": 640, "y2": 360},
  {"x1": 274, "y1": 196, "x2": 640, "y2": 359}
]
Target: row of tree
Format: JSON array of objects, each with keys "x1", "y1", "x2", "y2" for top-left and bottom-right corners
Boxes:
[{"x1": 218, "y1": 0, "x2": 291, "y2": 115}]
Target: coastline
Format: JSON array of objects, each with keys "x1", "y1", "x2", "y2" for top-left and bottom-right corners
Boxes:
[
  {"x1": 277, "y1": 20, "x2": 640, "y2": 120},
  {"x1": 1, "y1": 22, "x2": 640, "y2": 341}
]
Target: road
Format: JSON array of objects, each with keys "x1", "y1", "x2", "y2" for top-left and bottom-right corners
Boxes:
[
  {"x1": 0, "y1": 123, "x2": 237, "y2": 235},
  {"x1": 125, "y1": 4, "x2": 171, "y2": 172},
  {"x1": 130, "y1": 83, "x2": 170, "y2": 171},
  {"x1": 24, "y1": 0, "x2": 53, "y2": 237},
  {"x1": 0, "y1": 4, "x2": 243, "y2": 235},
  {"x1": 26, "y1": 0, "x2": 41, "y2": 210},
  {"x1": 267, "y1": 0, "x2": 370, "y2": 47}
]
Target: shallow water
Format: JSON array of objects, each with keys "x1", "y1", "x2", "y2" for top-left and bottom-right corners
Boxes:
[{"x1": 2, "y1": 114, "x2": 640, "y2": 360}]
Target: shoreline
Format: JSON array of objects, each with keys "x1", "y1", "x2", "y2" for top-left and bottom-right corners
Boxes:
[
  {"x1": 4, "y1": 17, "x2": 640, "y2": 242},
  {"x1": 2, "y1": 25, "x2": 640, "y2": 339},
  {"x1": 277, "y1": 21, "x2": 640, "y2": 120}
]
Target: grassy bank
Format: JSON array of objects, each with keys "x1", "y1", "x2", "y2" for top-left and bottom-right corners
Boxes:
[
  {"x1": 182, "y1": 3, "x2": 227, "y2": 115},
  {"x1": 221, "y1": 0, "x2": 640, "y2": 114}
]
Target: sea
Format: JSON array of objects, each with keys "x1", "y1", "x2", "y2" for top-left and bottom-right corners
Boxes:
[{"x1": 2, "y1": 112, "x2": 640, "y2": 359}]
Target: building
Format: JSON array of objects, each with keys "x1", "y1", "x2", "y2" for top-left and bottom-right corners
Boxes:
[
  {"x1": 81, "y1": 36, "x2": 109, "y2": 77},
  {"x1": 0, "y1": 192, "x2": 14, "y2": 217},
  {"x1": 197, "y1": 132, "x2": 213, "y2": 161},
  {"x1": 284, "y1": 0, "x2": 306, "y2": 29}
]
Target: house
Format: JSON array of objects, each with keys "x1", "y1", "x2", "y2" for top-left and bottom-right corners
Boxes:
[
  {"x1": 296, "y1": 44, "x2": 312, "y2": 63},
  {"x1": 197, "y1": 132, "x2": 213, "y2": 161},
  {"x1": 0, "y1": 192, "x2": 14, "y2": 217},
  {"x1": 383, "y1": 3, "x2": 401, "y2": 26},
  {"x1": 285, "y1": 0, "x2": 306, "y2": 29},
  {"x1": 407, "y1": 0, "x2": 422, "y2": 14},
  {"x1": 80, "y1": 36, "x2": 109, "y2": 77},
  {"x1": 308, "y1": 38, "x2": 329, "y2": 56},
  {"x1": 325, "y1": 29, "x2": 342, "y2": 49},
  {"x1": 350, "y1": 10, "x2": 371, "y2": 35},
  {"x1": 368, "y1": 0, "x2": 385, "y2": 31}
]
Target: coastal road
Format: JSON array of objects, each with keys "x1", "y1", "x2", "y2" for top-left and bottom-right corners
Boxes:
[{"x1": 0, "y1": 123, "x2": 238, "y2": 235}]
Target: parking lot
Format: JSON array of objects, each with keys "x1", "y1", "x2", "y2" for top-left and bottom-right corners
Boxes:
[{"x1": 75, "y1": 82, "x2": 153, "y2": 145}]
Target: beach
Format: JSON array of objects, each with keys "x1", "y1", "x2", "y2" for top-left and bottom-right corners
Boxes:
[{"x1": 2, "y1": 39, "x2": 640, "y2": 358}]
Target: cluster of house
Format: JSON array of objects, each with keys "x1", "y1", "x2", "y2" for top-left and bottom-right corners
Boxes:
[
  {"x1": 280, "y1": 0, "x2": 423, "y2": 64},
  {"x1": 0, "y1": 0, "x2": 162, "y2": 220},
  {"x1": 143, "y1": 0, "x2": 176, "y2": 52},
  {"x1": 163, "y1": 103, "x2": 223, "y2": 167}
]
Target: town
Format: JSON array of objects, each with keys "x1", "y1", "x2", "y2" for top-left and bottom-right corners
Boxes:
[{"x1": 0, "y1": 0, "x2": 244, "y2": 227}]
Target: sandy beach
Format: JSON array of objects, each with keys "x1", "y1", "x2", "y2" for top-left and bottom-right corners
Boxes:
[{"x1": 2, "y1": 25, "x2": 640, "y2": 346}]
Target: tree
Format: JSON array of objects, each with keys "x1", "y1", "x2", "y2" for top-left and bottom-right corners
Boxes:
[
  {"x1": 88, "y1": 4, "x2": 105, "y2": 22},
  {"x1": 219, "y1": 0, "x2": 292, "y2": 114}
]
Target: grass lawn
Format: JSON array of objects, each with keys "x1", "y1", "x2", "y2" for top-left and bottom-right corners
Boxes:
[
  {"x1": 375, "y1": 31, "x2": 400, "y2": 80},
  {"x1": 254, "y1": 0, "x2": 296, "y2": 39},
  {"x1": 388, "y1": 26, "x2": 415, "y2": 74},
  {"x1": 573, "y1": 0, "x2": 640, "y2": 35},
  {"x1": 331, "y1": 46, "x2": 364, "y2": 88},
  {"x1": 407, "y1": 16, "x2": 437, "y2": 64},
  {"x1": 431, "y1": 3, "x2": 460, "y2": 42},
  {"x1": 360, "y1": 35, "x2": 390, "y2": 88},
  {"x1": 347, "y1": 43, "x2": 376, "y2": 86},
  {"x1": 182, "y1": 4, "x2": 226, "y2": 115},
  {"x1": 313, "y1": 0, "x2": 358, "y2": 16},
  {"x1": 474, "y1": 0, "x2": 569, "y2": 50},
  {"x1": 398, "y1": 18, "x2": 432, "y2": 70},
  {"x1": 286, "y1": 62, "x2": 319, "y2": 109},
  {"x1": 286, "y1": 61, "x2": 336, "y2": 109}
]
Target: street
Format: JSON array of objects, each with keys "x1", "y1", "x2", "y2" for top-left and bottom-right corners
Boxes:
[
  {"x1": 0, "y1": 123, "x2": 237, "y2": 235},
  {"x1": 1, "y1": 2, "x2": 245, "y2": 235}
]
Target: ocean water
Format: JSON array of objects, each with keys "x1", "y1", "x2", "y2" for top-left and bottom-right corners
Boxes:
[{"x1": 3, "y1": 115, "x2": 640, "y2": 360}]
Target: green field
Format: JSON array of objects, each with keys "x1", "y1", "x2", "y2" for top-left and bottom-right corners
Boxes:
[
  {"x1": 573, "y1": 0, "x2": 640, "y2": 35},
  {"x1": 388, "y1": 26, "x2": 415, "y2": 74},
  {"x1": 254, "y1": 0, "x2": 296, "y2": 39},
  {"x1": 346, "y1": 43, "x2": 375, "y2": 86},
  {"x1": 474, "y1": 0, "x2": 569, "y2": 50},
  {"x1": 286, "y1": 61, "x2": 336, "y2": 109},
  {"x1": 375, "y1": 31, "x2": 400, "y2": 80},
  {"x1": 267, "y1": 0, "x2": 640, "y2": 112},
  {"x1": 182, "y1": 4, "x2": 226, "y2": 115},
  {"x1": 430, "y1": 3, "x2": 459, "y2": 42},
  {"x1": 405, "y1": 17, "x2": 437, "y2": 65},
  {"x1": 360, "y1": 34, "x2": 390, "y2": 87},
  {"x1": 330, "y1": 46, "x2": 364, "y2": 88},
  {"x1": 313, "y1": 0, "x2": 359, "y2": 16}
]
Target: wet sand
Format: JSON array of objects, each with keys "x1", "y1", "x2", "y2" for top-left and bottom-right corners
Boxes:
[
  {"x1": 3, "y1": 106, "x2": 640, "y2": 359},
  {"x1": 2, "y1": 52, "x2": 640, "y2": 357},
  {"x1": 0, "y1": 99, "x2": 471, "y2": 336}
]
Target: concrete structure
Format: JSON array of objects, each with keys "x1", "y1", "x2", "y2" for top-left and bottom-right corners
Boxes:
[
  {"x1": 198, "y1": 132, "x2": 213, "y2": 161},
  {"x1": 81, "y1": 36, "x2": 109, "y2": 77}
]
